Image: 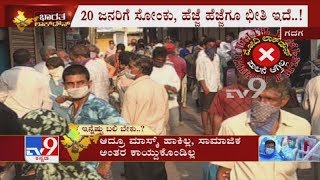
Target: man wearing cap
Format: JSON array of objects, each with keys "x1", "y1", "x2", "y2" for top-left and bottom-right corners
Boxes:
[
  {"x1": 165, "y1": 43, "x2": 187, "y2": 81},
  {"x1": 196, "y1": 37, "x2": 221, "y2": 135}
]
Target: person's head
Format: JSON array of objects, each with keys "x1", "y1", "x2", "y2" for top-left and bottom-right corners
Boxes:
[
  {"x1": 109, "y1": 40, "x2": 115, "y2": 49},
  {"x1": 46, "y1": 57, "x2": 65, "y2": 79},
  {"x1": 0, "y1": 103, "x2": 25, "y2": 135},
  {"x1": 57, "y1": 50, "x2": 70, "y2": 62},
  {"x1": 185, "y1": 40, "x2": 193, "y2": 47},
  {"x1": 225, "y1": 32, "x2": 235, "y2": 43},
  {"x1": 152, "y1": 47, "x2": 167, "y2": 68},
  {"x1": 40, "y1": 46, "x2": 57, "y2": 62},
  {"x1": 203, "y1": 37, "x2": 216, "y2": 49},
  {"x1": 86, "y1": 44, "x2": 100, "y2": 58},
  {"x1": 13, "y1": 48, "x2": 31, "y2": 66},
  {"x1": 165, "y1": 43, "x2": 176, "y2": 54},
  {"x1": 119, "y1": 51, "x2": 135, "y2": 70},
  {"x1": 116, "y1": 43, "x2": 126, "y2": 53},
  {"x1": 136, "y1": 43, "x2": 145, "y2": 55},
  {"x1": 264, "y1": 140, "x2": 275, "y2": 155},
  {"x1": 256, "y1": 77, "x2": 291, "y2": 108},
  {"x1": 127, "y1": 56, "x2": 153, "y2": 80},
  {"x1": 105, "y1": 54, "x2": 115, "y2": 66},
  {"x1": 46, "y1": 57, "x2": 64, "y2": 70},
  {"x1": 21, "y1": 109, "x2": 67, "y2": 135},
  {"x1": 287, "y1": 136, "x2": 297, "y2": 148},
  {"x1": 63, "y1": 64, "x2": 92, "y2": 100},
  {"x1": 137, "y1": 38, "x2": 144, "y2": 45},
  {"x1": 130, "y1": 39, "x2": 137, "y2": 46},
  {"x1": 69, "y1": 44, "x2": 90, "y2": 64}
]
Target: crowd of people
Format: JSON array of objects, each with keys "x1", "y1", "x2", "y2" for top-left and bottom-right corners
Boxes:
[{"x1": 0, "y1": 29, "x2": 319, "y2": 180}]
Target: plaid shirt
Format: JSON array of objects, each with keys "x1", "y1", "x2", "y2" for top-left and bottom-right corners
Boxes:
[{"x1": 209, "y1": 85, "x2": 252, "y2": 121}]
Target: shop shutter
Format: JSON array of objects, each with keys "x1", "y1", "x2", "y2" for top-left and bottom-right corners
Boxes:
[{"x1": 9, "y1": 27, "x2": 36, "y2": 66}]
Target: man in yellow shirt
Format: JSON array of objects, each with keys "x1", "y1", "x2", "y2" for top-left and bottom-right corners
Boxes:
[{"x1": 212, "y1": 77, "x2": 311, "y2": 180}]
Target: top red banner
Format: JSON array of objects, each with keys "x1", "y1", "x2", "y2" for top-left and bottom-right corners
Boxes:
[{"x1": 0, "y1": 0, "x2": 319, "y2": 28}]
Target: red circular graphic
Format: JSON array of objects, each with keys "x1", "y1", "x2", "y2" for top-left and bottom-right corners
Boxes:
[{"x1": 252, "y1": 42, "x2": 280, "y2": 68}]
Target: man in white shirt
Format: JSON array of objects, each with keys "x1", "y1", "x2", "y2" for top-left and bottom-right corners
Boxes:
[
  {"x1": 196, "y1": 37, "x2": 221, "y2": 135},
  {"x1": 34, "y1": 45, "x2": 57, "y2": 79},
  {"x1": 69, "y1": 44, "x2": 110, "y2": 102},
  {"x1": 0, "y1": 49, "x2": 52, "y2": 118},
  {"x1": 150, "y1": 47, "x2": 181, "y2": 135},
  {"x1": 302, "y1": 75, "x2": 320, "y2": 135}
]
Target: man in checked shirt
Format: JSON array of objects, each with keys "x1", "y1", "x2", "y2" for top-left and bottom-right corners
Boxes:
[{"x1": 209, "y1": 70, "x2": 252, "y2": 135}]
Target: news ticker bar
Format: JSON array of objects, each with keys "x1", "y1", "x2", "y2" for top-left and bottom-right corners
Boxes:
[{"x1": 1, "y1": 135, "x2": 319, "y2": 163}]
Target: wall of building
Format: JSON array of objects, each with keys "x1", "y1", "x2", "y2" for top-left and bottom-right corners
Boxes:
[{"x1": 95, "y1": 37, "x2": 113, "y2": 55}]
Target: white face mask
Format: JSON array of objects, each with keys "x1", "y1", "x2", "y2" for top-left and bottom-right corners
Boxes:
[
  {"x1": 66, "y1": 86, "x2": 90, "y2": 99},
  {"x1": 137, "y1": 50, "x2": 145, "y2": 55},
  {"x1": 48, "y1": 66, "x2": 64, "y2": 78},
  {"x1": 265, "y1": 148, "x2": 275, "y2": 155},
  {"x1": 125, "y1": 69, "x2": 136, "y2": 79},
  {"x1": 48, "y1": 66, "x2": 64, "y2": 85},
  {"x1": 90, "y1": 52, "x2": 97, "y2": 58}
]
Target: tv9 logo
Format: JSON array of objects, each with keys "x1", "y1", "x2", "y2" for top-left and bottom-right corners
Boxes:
[
  {"x1": 24, "y1": 136, "x2": 59, "y2": 163},
  {"x1": 226, "y1": 78, "x2": 266, "y2": 99}
]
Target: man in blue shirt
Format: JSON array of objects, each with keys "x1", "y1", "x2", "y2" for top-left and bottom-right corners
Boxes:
[
  {"x1": 62, "y1": 64, "x2": 127, "y2": 179},
  {"x1": 259, "y1": 140, "x2": 283, "y2": 161}
]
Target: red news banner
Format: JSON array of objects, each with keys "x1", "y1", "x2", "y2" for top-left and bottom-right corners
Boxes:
[{"x1": 0, "y1": 136, "x2": 259, "y2": 162}]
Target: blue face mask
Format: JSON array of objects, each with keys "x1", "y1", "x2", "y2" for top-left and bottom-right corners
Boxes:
[{"x1": 265, "y1": 148, "x2": 275, "y2": 155}]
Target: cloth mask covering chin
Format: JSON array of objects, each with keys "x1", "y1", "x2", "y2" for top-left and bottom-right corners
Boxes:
[
  {"x1": 125, "y1": 69, "x2": 136, "y2": 79},
  {"x1": 205, "y1": 47, "x2": 217, "y2": 61},
  {"x1": 67, "y1": 86, "x2": 90, "y2": 99},
  {"x1": 250, "y1": 101, "x2": 280, "y2": 135},
  {"x1": 48, "y1": 66, "x2": 64, "y2": 85}
]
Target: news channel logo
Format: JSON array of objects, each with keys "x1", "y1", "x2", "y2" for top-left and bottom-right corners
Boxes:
[
  {"x1": 226, "y1": 77, "x2": 266, "y2": 99},
  {"x1": 24, "y1": 136, "x2": 59, "y2": 163}
]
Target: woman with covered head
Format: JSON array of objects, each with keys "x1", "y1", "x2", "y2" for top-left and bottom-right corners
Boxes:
[{"x1": 20, "y1": 109, "x2": 104, "y2": 180}]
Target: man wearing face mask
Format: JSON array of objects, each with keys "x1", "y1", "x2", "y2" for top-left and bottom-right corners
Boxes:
[
  {"x1": 150, "y1": 47, "x2": 181, "y2": 135},
  {"x1": 279, "y1": 136, "x2": 299, "y2": 161},
  {"x1": 136, "y1": 43, "x2": 146, "y2": 56},
  {"x1": 57, "y1": 50, "x2": 72, "y2": 67},
  {"x1": 46, "y1": 57, "x2": 70, "y2": 119},
  {"x1": 70, "y1": 44, "x2": 110, "y2": 102},
  {"x1": 121, "y1": 56, "x2": 169, "y2": 180},
  {"x1": 213, "y1": 77, "x2": 311, "y2": 180},
  {"x1": 196, "y1": 37, "x2": 221, "y2": 135},
  {"x1": 62, "y1": 64, "x2": 127, "y2": 179},
  {"x1": 259, "y1": 140, "x2": 282, "y2": 161},
  {"x1": 108, "y1": 51, "x2": 136, "y2": 112}
]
